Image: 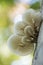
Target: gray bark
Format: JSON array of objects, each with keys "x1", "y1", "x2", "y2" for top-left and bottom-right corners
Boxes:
[
  {"x1": 32, "y1": 22, "x2": 43, "y2": 65},
  {"x1": 32, "y1": 0, "x2": 43, "y2": 65}
]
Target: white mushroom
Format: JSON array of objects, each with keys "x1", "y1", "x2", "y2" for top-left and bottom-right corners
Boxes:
[
  {"x1": 14, "y1": 21, "x2": 28, "y2": 36},
  {"x1": 7, "y1": 9, "x2": 41, "y2": 56},
  {"x1": 7, "y1": 34, "x2": 34, "y2": 56},
  {"x1": 23, "y1": 9, "x2": 41, "y2": 27},
  {"x1": 23, "y1": 9, "x2": 36, "y2": 25}
]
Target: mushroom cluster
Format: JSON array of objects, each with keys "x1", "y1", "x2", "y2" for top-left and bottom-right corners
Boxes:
[{"x1": 7, "y1": 9, "x2": 41, "y2": 56}]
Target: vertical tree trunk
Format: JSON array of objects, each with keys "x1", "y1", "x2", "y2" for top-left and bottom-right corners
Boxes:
[
  {"x1": 32, "y1": 0, "x2": 43, "y2": 65},
  {"x1": 32, "y1": 22, "x2": 43, "y2": 65}
]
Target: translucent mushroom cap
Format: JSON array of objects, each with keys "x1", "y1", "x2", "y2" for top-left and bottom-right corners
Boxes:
[
  {"x1": 14, "y1": 21, "x2": 27, "y2": 36},
  {"x1": 23, "y1": 9, "x2": 41, "y2": 27},
  {"x1": 7, "y1": 34, "x2": 34, "y2": 56},
  {"x1": 7, "y1": 9, "x2": 41, "y2": 56}
]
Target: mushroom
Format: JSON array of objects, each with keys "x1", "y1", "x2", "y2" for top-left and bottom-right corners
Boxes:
[
  {"x1": 7, "y1": 9, "x2": 41, "y2": 56},
  {"x1": 14, "y1": 21, "x2": 26, "y2": 36},
  {"x1": 7, "y1": 34, "x2": 34, "y2": 56}
]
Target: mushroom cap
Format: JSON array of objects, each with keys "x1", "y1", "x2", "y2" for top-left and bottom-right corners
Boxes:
[
  {"x1": 7, "y1": 34, "x2": 34, "y2": 56},
  {"x1": 14, "y1": 21, "x2": 27, "y2": 36},
  {"x1": 23, "y1": 9, "x2": 41, "y2": 27}
]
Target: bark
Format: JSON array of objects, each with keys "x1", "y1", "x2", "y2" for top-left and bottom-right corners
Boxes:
[
  {"x1": 32, "y1": 22, "x2": 43, "y2": 65},
  {"x1": 32, "y1": 0, "x2": 43, "y2": 65}
]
